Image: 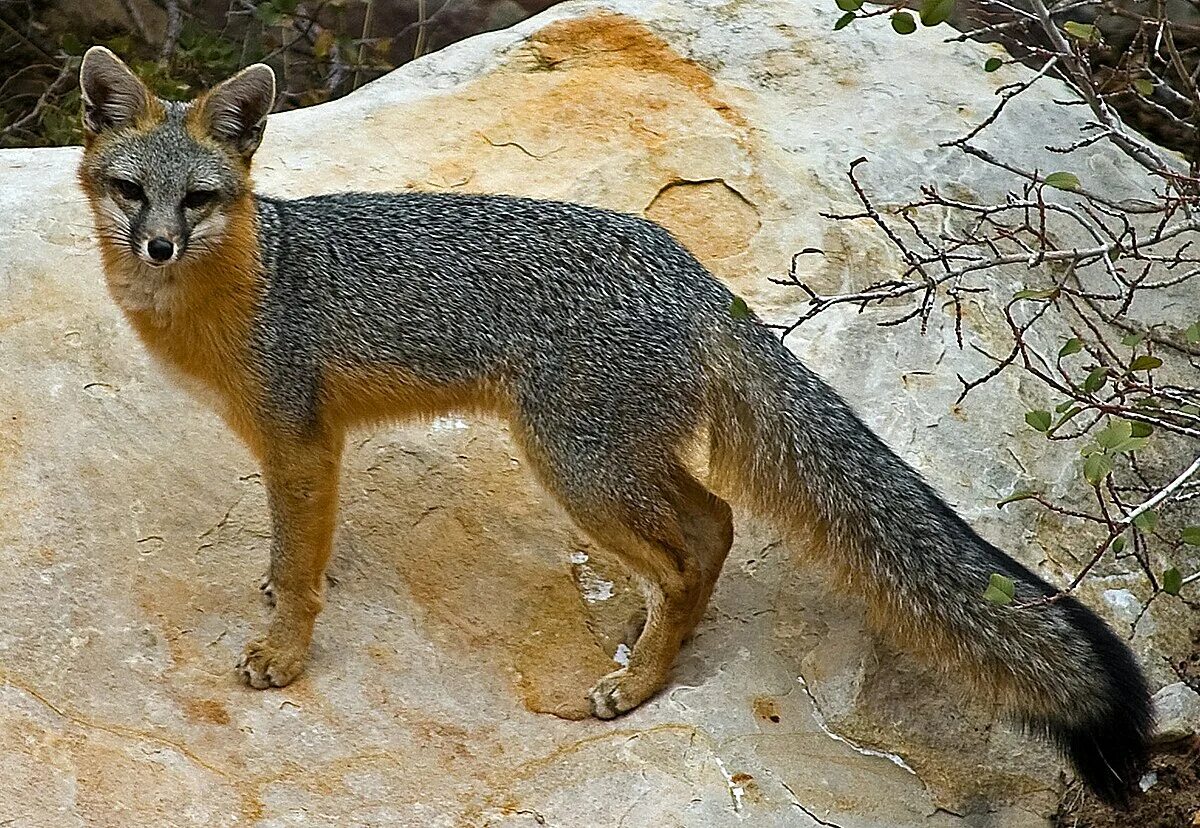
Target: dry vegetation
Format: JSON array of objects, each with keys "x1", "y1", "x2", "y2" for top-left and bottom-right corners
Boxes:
[{"x1": 0, "y1": 0, "x2": 558, "y2": 147}]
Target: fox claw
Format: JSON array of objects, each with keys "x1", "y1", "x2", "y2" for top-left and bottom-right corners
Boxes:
[
  {"x1": 237, "y1": 637, "x2": 305, "y2": 689},
  {"x1": 258, "y1": 573, "x2": 276, "y2": 606},
  {"x1": 588, "y1": 668, "x2": 638, "y2": 719}
]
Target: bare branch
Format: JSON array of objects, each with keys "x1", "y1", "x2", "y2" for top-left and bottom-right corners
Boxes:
[{"x1": 792, "y1": 0, "x2": 1200, "y2": 608}]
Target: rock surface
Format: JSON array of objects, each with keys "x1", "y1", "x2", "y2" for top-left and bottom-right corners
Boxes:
[
  {"x1": 0, "y1": 1, "x2": 1194, "y2": 826},
  {"x1": 1152, "y1": 682, "x2": 1200, "y2": 743}
]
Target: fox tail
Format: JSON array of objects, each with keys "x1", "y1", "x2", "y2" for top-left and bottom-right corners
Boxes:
[{"x1": 704, "y1": 319, "x2": 1153, "y2": 803}]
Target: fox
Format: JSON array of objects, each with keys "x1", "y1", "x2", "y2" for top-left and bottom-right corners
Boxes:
[{"x1": 76, "y1": 46, "x2": 1153, "y2": 803}]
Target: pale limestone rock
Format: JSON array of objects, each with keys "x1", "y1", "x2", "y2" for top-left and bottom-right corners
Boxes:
[
  {"x1": 0, "y1": 1, "x2": 1193, "y2": 826},
  {"x1": 1153, "y1": 682, "x2": 1200, "y2": 742}
]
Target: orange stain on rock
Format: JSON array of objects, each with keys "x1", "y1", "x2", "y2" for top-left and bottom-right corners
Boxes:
[
  {"x1": 524, "y1": 12, "x2": 745, "y2": 128},
  {"x1": 183, "y1": 698, "x2": 232, "y2": 726}
]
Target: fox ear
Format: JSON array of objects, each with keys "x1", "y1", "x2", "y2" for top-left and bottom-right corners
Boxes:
[
  {"x1": 79, "y1": 46, "x2": 155, "y2": 136},
  {"x1": 194, "y1": 64, "x2": 275, "y2": 160}
]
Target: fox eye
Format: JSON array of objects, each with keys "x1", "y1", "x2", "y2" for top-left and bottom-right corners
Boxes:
[
  {"x1": 111, "y1": 178, "x2": 145, "y2": 201},
  {"x1": 183, "y1": 190, "x2": 218, "y2": 210}
]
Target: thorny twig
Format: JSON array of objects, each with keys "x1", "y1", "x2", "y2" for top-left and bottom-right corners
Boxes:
[{"x1": 0, "y1": 58, "x2": 77, "y2": 139}]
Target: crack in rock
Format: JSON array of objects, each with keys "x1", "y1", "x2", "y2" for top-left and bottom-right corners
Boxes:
[
  {"x1": 794, "y1": 670, "x2": 917, "y2": 776},
  {"x1": 780, "y1": 779, "x2": 848, "y2": 828}
]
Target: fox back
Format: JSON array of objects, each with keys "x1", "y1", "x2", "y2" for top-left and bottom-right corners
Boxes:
[{"x1": 252, "y1": 191, "x2": 732, "y2": 443}]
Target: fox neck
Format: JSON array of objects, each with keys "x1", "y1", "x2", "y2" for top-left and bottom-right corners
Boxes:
[{"x1": 96, "y1": 193, "x2": 265, "y2": 441}]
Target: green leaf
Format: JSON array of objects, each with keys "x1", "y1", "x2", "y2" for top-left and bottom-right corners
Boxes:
[
  {"x1": 1162, "y1": 567, "x2": 1183, "y2": 596},
  {"x1": 1083, "y1": 453, "x2": 1113, "y2": 486},
  {"x1": 920, "y1": 0, "x2": 955, "y2": 26},
  {"x1": 1025, "y1": 410, "x2": 1052, "y2": 432},
  {"x1": 1130, "y1": 422, "x2": 1153, "y2": 437},
  {"x1": 983, "y1": 573, "x2": 1015, "y2": 605},
  {"x1": 834, "y1": 11, "x2": 856, "y2": 29},
  {"x1": 1187, "y1": 322, "x2": 1200, "y2": 344},
  {"x1": 1014, "y1": 288, "x2": 1058, "y2": 300},
  {"x1": 1111, "y1": 536, "x2": 1126, "y2": 554},
  {"x1": 1062, "y1": 21, "x2": 1098, "y2": 42},
  {"x1": 1182, "y1": 527, "x2": 1200, "y2": 546},
  {"x1": 1111, "y1": 437, "x2": 1148, "y2": 454},
  {"x1": 1055, "y1": 400, "x2": 1074, "y2": 413},
  {"x1": 984, "y1": 57, "x2": 1003, "y2": 72},
  {"x1": 1083, "y1": 367, "x2": 1109, "y2": 393},
  {"x1": 1055, "y1": 406, "x2": 1082, "y2": 428},
  {"x1": 1132, "y1": 509, "x2": 1157, "y2": 532},
  {"x1": 891, "y1": 11, "x2": 917, "y2": 34},
  {"x1": 1121, "y1": 332, "x2": 1145, "y2": 347},
  {"x1": 1096, "y1": 419, "x2": 1132, "y2": 449},
  {"x1": 1133, "y1": 78, "x2": 1154, "y2": 96},
  {"x1": 1059, "y1": 337, "x2": 1083, "y2": 357},
  {"x1": 729, "y1": 296, "x2": 751, "y2": 320},
  {"x1": 997, "y1": 490, "x2": 1037, "y2": 507},
  {"x1": 836, "y1": 0, "x2": 863, "y2": 10},
  {"x1": 1129, "y1": 355, "x2": 1162, "y2": 371},
  {"x1": 1044, "y1": 171, "x2": 1081, "y2": 191}
]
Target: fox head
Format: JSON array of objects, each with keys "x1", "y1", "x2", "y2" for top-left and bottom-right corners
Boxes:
[{"x1": 77, "y1": 47, "x2": 274, "y2": 271}]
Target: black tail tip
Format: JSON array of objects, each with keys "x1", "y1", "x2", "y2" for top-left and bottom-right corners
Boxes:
[
  {"x1": 1061, "y1": 709, "x2": 1153, "y2": 806},
  {"x1": 1052, "y1": 595, "x2": 1155, "y2": 806}
]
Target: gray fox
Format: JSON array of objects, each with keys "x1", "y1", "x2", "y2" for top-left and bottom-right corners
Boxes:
[{"x1": 77, "y1": 47, "x2": 1151, "y2": 803}]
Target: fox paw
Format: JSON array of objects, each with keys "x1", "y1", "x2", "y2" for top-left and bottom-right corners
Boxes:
[
  {"x1": 588, "y1": 668, "x2": 660, "y2": 719},
  {"x1": 237, "y1": 637, "x2": 305, "y2": 689}
]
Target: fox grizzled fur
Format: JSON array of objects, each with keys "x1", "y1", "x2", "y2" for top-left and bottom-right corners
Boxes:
[{"x1": 77, "y1": 47, "x2": 1152, "y2": 802}]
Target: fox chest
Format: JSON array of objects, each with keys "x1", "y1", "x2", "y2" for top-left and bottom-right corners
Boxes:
[{"x1": 125, "y1": 307, "x2": 266, "y2": 447}]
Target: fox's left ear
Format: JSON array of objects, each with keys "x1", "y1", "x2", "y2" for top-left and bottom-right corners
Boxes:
[{"x1": 194, "y1": 64, "x2": 276, "y2": 160}]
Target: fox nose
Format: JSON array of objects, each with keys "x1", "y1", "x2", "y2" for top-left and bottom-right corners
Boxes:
[{"x1": 147, "y1": 237, "x2": 175, "y2": 262}]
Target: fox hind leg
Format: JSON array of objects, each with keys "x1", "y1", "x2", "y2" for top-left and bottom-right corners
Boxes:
[
  {"x1": 612, "y1": 469, "x2": 733, "y2": 651},
  {"x1": 670, "y1": 465, "x2": 734, "y2": 638},
  {"x1": 515, "y1": 420, "x2": 733, "y2": 717},
  {"x1": 580, "y1": 469, "x2": 731, "y2": 718}
]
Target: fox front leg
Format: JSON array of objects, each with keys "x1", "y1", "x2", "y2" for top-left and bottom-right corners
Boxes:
[{"x1": 237, "y1": 431, "x2": 343, "y2": 688}]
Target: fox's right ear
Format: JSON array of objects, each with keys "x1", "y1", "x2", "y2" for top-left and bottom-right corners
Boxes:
[{"x1": 79, "y1": 46, "x2": 154, "y2": 137}]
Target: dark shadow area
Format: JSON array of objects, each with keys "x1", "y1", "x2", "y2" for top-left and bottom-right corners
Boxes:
[{"x1": 0, "y1": 0, "x2": 562, "y2": 147}]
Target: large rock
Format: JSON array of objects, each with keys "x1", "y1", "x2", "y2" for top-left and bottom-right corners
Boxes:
[
  {"x1": 1, "y1": 1, "x2": 1193, "y2": 825},
  {"x1": 1152, "y1": 682, "x2": 1200, "y2": 743}
]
